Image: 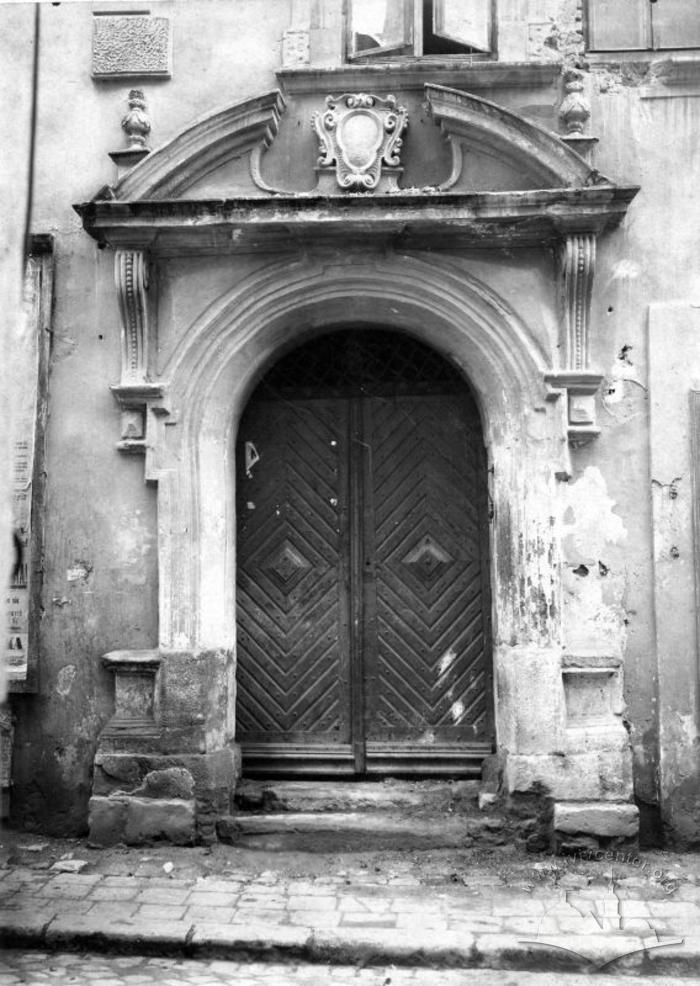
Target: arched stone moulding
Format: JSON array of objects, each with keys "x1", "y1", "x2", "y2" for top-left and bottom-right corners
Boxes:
[
  {"x1": 424, "y1": 84, "x2": 605, "y2": 190},
  {"x1": 142, "y1": 254, "x2": 569, "y2": 789},
  {"x1": 112, "y1": 90, "x2": 286, "y2": 201}
]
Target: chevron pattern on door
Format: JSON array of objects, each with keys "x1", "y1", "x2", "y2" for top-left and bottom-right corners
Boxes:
[
  {"x1": 364, "y1": 395, "x2": 492, "y2": 748},
  {"x1": 236, "y1": 399, "x2": 352, "y2": 753},
  {"x1": 235, "y1": 330, "x2": 493, "y2": 776}
]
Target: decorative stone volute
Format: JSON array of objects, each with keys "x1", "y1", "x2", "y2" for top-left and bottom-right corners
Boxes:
[
  {"x1": 111, "y1": 249, "x2": 166, "y2": 455},
  {"x1": 312, "y1": 93, "x2": 408, "y2": 193},
  {"x1": 546, "y1": 232, "x2": 603, "y2": 449}
]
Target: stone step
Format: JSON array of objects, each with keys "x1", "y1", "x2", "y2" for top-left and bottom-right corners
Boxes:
[
  {"x1": 235, "y1": 778, "x2": 481, "y2": 815},
  {"x1": 218, "y1": 809, "x2": 508, "y2": 852}
]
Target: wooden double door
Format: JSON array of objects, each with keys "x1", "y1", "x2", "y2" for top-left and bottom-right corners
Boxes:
[{"x1": 235, "y1": 331, "x2": 493, "y2": 776}]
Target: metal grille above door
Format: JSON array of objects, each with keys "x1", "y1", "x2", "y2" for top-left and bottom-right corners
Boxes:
[{"x1": 236, "y1": 330, "x2": 493, "y2": 776}]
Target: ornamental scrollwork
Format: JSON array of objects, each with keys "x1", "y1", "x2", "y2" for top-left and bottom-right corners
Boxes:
[{"x1": 312, "y1": 92, "x2": 408, "y2": 192}]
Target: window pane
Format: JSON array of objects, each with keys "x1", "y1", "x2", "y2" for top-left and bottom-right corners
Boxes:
[
  {"x1": 652, "y1": 0, "x2": 700, "y2": 48},
  {"x1": 433, "y1": 0, "x2": 491, "y2": 52},
  {"x1": 588, "y1": 0, "x2": 648, "y2": 50},
  {"x1": 349, "y1": 0, "x2": 411, "y2": 57}
]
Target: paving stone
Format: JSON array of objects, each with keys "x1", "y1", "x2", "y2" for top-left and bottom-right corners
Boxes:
[
  {"x1": 88, "y1": 885, "x2": 139, "y2": 901},
  {"x1": 189, "y1": 922, "x2": 310, "y2": 950},
  {"x1": 137, "y1": 904, "x2": 188, "y2": 920},
  {"x1": 100, "y1": 877, "x2": 142, "y2": 888},
  {"x1": 237, "y1": 893, "x2": 287, "y2": 908},
  {"x1": 184, "y1": 905, "x2": 237, "y2": 923},
  {"x1": 395, "y1": 913, "x2": 445, "y2": 929},
  {"x1": 0, "y1": 907, "x2": 55, "y2": 938},
  {"x1": 233, "y1": 909, "x2": 294, "y2": 926},
  {"x1": 337, "y1": 896, "x2": 393, "y2": 913},
  {"x1": 289, "y1": 910, "x2": 340, "y2": 927},
  {"x1": 187, "y1": 892, "x2": 239, "y2": 907},
  {"x1": 85, "y1": 902, "x2": 141, "y2": 920},
  {"x1": 135, "y1": 887, "x2": 191, "y2": 904},
  {"x1": 45, "y1": 913, "x2": 192, "y2": 949},
  {"x1": 191, "y1": 880, "x2": 244, "y2": 894},
  {"x1": 287, "y1": 895, "x2": 337, "y2": 911}
]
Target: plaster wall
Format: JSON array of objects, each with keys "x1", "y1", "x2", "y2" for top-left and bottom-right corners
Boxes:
[{"x1": 1, "y1": 0, "x2": 697, "y2": 844}]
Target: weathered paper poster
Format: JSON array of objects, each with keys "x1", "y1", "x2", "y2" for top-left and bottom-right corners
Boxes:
[{"x1": 5, "y1": 259, "x2": 40, "y2": 682}]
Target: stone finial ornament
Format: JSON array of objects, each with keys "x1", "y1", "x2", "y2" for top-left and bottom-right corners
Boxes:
[
  {"x1": 312, "y1": 93, "x2": 408, "y2": 193},
  {"x1": 559, "y1": 68, "x2": 590, "y2": 135},
  {"x1": 122, "y1": 89, "x2": 151, "y2": 150}
]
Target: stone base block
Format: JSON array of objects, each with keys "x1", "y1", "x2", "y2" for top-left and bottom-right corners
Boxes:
[
  {"x1": 92, "y1": 746, "x2": 240, "y2": 843},
  {"x1": 506, "y1": 749, "x2": 633, "y2": 802},
  {"x1": 554, "y1": 801, "x2": 639, "y2": 840},
  {"x1": 88, "y1": 794, "x2": 195, "y2": 846}
]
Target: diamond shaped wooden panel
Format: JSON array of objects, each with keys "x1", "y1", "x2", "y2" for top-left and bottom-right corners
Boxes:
[
  {"x1": 236, "y1": 331, "x2": 493, "y2": 775},
  {"x1": 236, "y1": 399, "x2": 351, "y2": 744},
  {"x1": 365, "y1": 395, "x2": 492, "y2": 743}
]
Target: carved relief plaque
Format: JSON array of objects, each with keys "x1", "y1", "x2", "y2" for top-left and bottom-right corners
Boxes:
[
  {"x1": 282, "y1": 29, "x2": 310, "y2": 68},
  {"x1": 313, "y1": 93, "x2": 408, "y2": 192},
  {"x1": 92, "y1": 15, "x2": 171, "y2": 79}
]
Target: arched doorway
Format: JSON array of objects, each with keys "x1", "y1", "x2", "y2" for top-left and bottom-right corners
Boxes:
[{"x1": 235, "y1": 329, "x2": 494, "y2": 778}]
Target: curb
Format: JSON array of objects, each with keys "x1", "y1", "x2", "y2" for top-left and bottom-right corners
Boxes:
[{"x1": 1, "y1": 914, "x2": 697, "y2": 976}]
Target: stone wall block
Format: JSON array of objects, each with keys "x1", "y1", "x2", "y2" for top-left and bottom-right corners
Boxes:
[
  {"x1": 495, "y1": 646, "x2": 565, "y2": 754},
  {"x1": 131, "y1": 766, "x2": 195, "y2": 800},
  {"x1": 124, "y1": 796, "x2": 195, "y2": 845},
  {"x1": 87, "y1": 795, "x2": 128, "y2": 847},
  {"x1": 507, "y1": 750, "x2": 632, "y2": 802},
  {"x1": 88, "y1": 793, "x2": 195, "y2": 846},
  {"x1": 92, "y1": 753, "x2": 143, "y2": 795},
  {"x1": 158, "y1": 650, "x2": 233, "y2": 751},
  {"x1": 554, "y1": 801, "x2": 639, "y2": 838},
  {"x1": 90, "y1": 749, "x2": 238, "y2": 843}
]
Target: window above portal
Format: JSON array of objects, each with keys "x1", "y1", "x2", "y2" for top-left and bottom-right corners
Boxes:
[
  {"x1": 588, "y1": 0, "x2": 700, "y2": 52},
  {"x1": 347, "y1": 0, "x2": 493, "y2": 61}
]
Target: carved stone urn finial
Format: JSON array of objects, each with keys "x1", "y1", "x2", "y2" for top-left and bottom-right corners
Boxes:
[
  {"x1": 109, "y1": 89, "x2": 152, "y2": 176},
  {"x1": 122, "y1": 88, "x2": 151, "y2": 150},
  {"x1": 559, "y1": 68, "x2": 590, "y2": 135}
]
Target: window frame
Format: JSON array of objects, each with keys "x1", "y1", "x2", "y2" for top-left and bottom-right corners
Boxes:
[
  {"x1": 586, "y1": 0, "x2": 700, "y2": 54},
  {"x1": 345, "y1": 0, "x2": 496, "y2": 63}
]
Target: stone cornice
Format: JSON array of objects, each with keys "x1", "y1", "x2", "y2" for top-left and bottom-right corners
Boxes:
[
  {"x1": 111, "y1": 90, "x2": 286, "y2": 201},
  {"x1": 74, "y1": 186, "x2": 639, "y2": 255},
  {"x1": 278, "y1": 60, "x2": 562, "y2": 94}
]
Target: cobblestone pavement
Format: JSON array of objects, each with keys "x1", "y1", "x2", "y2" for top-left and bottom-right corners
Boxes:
[
  {"x1": 2, "y1": 953, "x2": 700, "y2": 986},
  {"x1": 2, "y1": 838, "x2": 700, "y2": 977}
]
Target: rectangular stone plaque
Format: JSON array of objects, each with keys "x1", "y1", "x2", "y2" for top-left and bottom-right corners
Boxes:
[{"x1": 93, "y1": 14, "x2": 171, "y2": 79}]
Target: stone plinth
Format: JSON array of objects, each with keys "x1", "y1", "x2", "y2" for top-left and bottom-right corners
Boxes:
[{"x1": 101, "y1": 649, "x2": 161, "y2": 744}]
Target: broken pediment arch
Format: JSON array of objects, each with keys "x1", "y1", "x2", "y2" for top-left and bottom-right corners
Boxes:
[
  {"x1": 424, "y1": 84, "x2": 604, "y2": 191},
  {"x1": 102, "y1": 82, "x2": 605, "y2": 202},
  {"x1": 110, "y1": 90, "x2": 287, "y2": 201}
]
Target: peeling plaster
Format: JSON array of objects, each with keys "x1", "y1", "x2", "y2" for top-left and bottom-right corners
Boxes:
[
  {"x1": 561, "y1": 467, "x2": 628, "y2": 656},
  {"x1": 602, "y1": 340, "x2": 647, "y2": 420},
  {"x1": 66, "y1": 561, "x2": 92, "y2": 584},
  {"x1": 54, "y1": 743, "x2": 80, "y2": 780},
  {"x1": 56, "y1": 665, "x2": 77, "y2": 697},
  {"x1": 562, "y1": 467, "x2": 627, "y2": 562}
]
